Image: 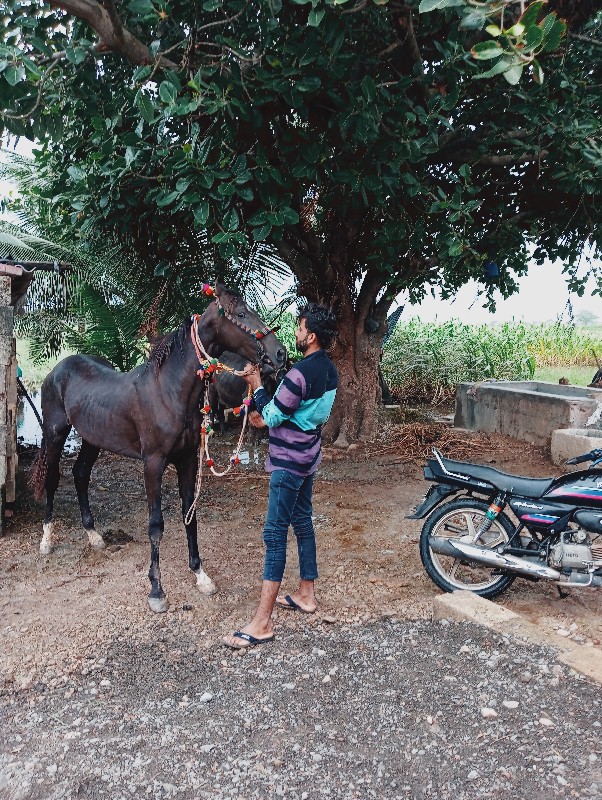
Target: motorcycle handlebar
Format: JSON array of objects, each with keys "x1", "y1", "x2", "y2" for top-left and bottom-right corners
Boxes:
[{"x1": 565, "y1": 448, "x2": 602, "y2": 465}]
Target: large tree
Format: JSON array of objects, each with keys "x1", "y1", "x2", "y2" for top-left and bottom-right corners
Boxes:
[{"x1": 1, "y1": 0, "x2": 601, "y2": 444}]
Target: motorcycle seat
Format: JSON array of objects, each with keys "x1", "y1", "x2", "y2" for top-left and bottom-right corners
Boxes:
[{"x1": 433, "y1": 453, "x2": 555, "y2": 499}]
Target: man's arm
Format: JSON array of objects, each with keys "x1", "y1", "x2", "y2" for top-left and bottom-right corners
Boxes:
[{"x1": 253, "y1": 370, "x2": 305, "y2": 428}]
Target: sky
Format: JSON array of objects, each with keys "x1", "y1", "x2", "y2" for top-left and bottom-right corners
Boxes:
[
  {"x1": 404, "y1": 259, "x2": 601, "y2": 324},
  {"x1": 2, "y1": 139, "x2": 600, "y2": 325}
]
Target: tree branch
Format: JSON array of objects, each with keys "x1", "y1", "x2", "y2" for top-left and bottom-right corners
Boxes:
[{"x1": 48, "y1": 0, "x2": 179, "y2": 68}]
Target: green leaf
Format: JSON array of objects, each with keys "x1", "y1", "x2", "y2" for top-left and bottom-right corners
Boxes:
[
  {"x1": 471, "y1": 41, "x2": 504, "y2": 60},
  {"x1": 225, "y1": 208, "x2": 240, "y2": 231},
  {"x1": 296, "y1": 76, "x2": 322, "y2": 92},
  {"x1": 361, "y1": 75, "x2": 376, "y2": 102},
  {"x1": 507, "y1": 23, "x2": 525, "y2": 37},
  {"x1": 4, "y1": 64, "x2": 25, "y2": 86},
  {"x1": 519, "y1": 1, "x2": 546, "y2": 29},
  {"x1": 523, "y1": 25, "x2": 544, "y2": 50},
  {"x1": 193, "y1": 202, "x2": 210, "y2": 225},
  {"x1": 253, "y1": 223, "x2": 272, "y2": 241},
  {"x1": 307, "y1": 7, "x2": 326, "y2": 26},
  {"x1": 474, "y1": 55, "x2": 515, "y2": 79},
  {"x1": 154, "y1": 260, "x2": 170, "y2": 276},
  {"x1": 159, "y1": 81, "x2": 177, "y2": 104},
  {"x1": 485, "y1": 25, "x2": 502, "y2": 37},
  {"x1": 419, "y1": 0, "x2": 463, "y2": 12},
  {"x1": 135, "y1": 90, "x2": 156, "y2": 123},
  {"x1": 156, "y1": 190, "x2": 180, "y2": 207},
  {"x1": 128, "y1": 0, "x2": 155, "y2": 14},
  {"x1": 541, "y1": 17, "x2": 566, "y2": 52},
  {"x1": 280, "y1": 207, "x2": 300, "y2": 224},
  {"x1": 502, "y1": 63, "x2": 524, "y2": 85}
]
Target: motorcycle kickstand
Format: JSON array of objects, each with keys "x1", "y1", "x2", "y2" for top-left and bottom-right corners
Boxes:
[{"x1": 556, "y1": 586, "x2": 571, "y2": 599}]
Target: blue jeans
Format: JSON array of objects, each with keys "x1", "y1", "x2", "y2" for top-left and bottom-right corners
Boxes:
[{"x1": 262, "y1": 469, "x2": 317, "y2": 583}]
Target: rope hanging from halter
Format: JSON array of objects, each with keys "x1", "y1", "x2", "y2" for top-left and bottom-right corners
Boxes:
[{"x1": 184, "y1": 284, "x2": 267, "y2": 524}]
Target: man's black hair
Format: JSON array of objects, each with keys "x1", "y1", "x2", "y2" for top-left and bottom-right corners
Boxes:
[{"x1": 298, "y1": 303, "x2": 338, "y2": 349}]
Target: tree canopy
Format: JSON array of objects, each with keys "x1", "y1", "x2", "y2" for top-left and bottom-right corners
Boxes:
[{"x1": 1, "y1": 0, "x2": 601, "y2": 442}]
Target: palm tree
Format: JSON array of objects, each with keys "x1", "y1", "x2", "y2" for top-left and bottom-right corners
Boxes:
[{"x1": 1, "y1": 151, "x2": 294, "y2": 372}]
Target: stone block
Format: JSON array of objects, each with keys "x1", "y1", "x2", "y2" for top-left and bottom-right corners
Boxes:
[
  {"x1": 0, "y1": 335, "x2": 13, "y2": 366},
  {"x1": 0, "y1": 277, "x2": 10, "y2": 306},
  {"x1": 551, "y1": 428, "x2": 602, "y2": 466},
  {"x1": 0, "y1": 307, "x2": 13, "y2": 337}
]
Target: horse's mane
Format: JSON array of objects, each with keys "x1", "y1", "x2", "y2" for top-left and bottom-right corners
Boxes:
[{"x1": 148, "y1": 319, "x2": 190, "y2": 373}]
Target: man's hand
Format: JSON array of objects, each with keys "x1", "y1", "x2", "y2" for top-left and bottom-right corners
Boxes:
[
  {"x1": 242, "y1": 363, "x2": 262, "y2": 391},
  {"x1": 248, "y1": 411, "x2": 267, "y2": 429}
]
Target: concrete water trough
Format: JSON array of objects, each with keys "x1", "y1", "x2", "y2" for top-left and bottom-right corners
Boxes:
[
  {"x1": 455, "y1": 381, "x2": 602, "y2": 446},
  {"x1": 551, "y1": 428, "x2": 602, "y2": 466}
]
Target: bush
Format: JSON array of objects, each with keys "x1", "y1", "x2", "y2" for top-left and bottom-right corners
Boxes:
[{"x1": 382, "y1": 319, "x2": 564, "y2": 403}]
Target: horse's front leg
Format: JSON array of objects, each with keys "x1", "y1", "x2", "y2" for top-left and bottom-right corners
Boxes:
[
  {"x1": 175, "y1": 453, "x2": 218, "y2": 596},
  {"x1": 143, "y1": 454, "x2": 169, "y2": 613}
]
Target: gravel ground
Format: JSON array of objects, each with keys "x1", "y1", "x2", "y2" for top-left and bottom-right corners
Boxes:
[{"x1": 1, "y1": 618, "x2": 601, "y2": 800}]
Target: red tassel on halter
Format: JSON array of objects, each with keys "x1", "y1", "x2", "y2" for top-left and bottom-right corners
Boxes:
[{"x1": 202, "y1": 282, "x2": 215, "y2": 297}]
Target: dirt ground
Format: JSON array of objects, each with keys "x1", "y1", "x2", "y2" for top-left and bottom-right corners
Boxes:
[{"x1": 2, "y1": 418, "x2": 602, "y2": 685}]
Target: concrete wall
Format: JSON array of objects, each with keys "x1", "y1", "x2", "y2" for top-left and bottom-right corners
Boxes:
[{"x1": 455, "y1": 381, "x2": 602, "y2": 446}]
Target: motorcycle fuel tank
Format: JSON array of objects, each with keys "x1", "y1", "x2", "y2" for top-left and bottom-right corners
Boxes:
[
  {"x1": 573, "y1": 509, "x2": 602, "y2": 533},
  {"x1": 544, "y1": 471, "x2": 602, "y2": 509}
]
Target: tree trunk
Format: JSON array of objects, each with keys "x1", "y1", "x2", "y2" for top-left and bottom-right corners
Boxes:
[
  {"x1": 278, "y1": 233, "x2": 391, "y2": 446},
  {"x1": 323, "y1": 296, "x2": 385, "y2": 447}
]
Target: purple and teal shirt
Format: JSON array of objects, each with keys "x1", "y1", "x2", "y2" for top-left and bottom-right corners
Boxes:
[{"x1": 253, "y1": 349, "x2": 338, "y2": 476}]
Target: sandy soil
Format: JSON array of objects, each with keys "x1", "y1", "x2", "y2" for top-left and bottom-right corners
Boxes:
[{"x1": 2, "y1": 422, "x2": 601, "y2": 686}]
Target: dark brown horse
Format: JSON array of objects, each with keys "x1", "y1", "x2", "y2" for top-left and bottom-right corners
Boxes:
[{"x1": 31, "y1": 286, "x2": 287, "y2": 612}]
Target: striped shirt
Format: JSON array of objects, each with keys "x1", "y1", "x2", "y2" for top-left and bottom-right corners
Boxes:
[{"x1": 253, "y1": 349, "x2": 338, "y2": 476}]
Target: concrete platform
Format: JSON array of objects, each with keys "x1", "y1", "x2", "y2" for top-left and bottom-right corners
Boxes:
[
  {"x1": 433, "y1": 590, "x2": 602, "y2": 685},
  {"x1": 551, "y1": 428, "x2": 602, "y2": 466},
  {"x1": 455, "y1": 380, "x2": 602, "y2": 446}
]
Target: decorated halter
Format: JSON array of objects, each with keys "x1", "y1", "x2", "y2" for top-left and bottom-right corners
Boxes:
[{"x1": 201, "y1": 282, "x2": 280, "y2": 370}]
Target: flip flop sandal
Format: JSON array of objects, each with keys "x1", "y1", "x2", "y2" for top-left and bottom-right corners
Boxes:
[
  {"x1": 223, "y1": 631, "x2": 275, "y2": 650},
  {"x1": 275, "y1": 594, "x2": 316, "y2": 614}
]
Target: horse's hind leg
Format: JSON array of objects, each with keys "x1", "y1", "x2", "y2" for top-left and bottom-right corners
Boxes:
[
  {"x1": 143, "y1": 454, "x2": 169, "y2": 613},
  {"x1": 175, "y1": 453, "x2": 217, "y2": 596},
  {"x1": 73, "y1": 440, "x2": 105, "y2": 550},
  {"x1": 39, "y1": 420, "x2": 71, "y2": 556}
]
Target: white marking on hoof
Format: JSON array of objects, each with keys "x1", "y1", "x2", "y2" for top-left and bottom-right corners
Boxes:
[
  {"x1": 148, "y1": 596, "x2": 169, "y2": 613},
  {"x1": 40, "y1": 522, "x2": 54, "y2": 556},
  {"x1": 86, "y1": 529, "x2": 106, "y2": 550},
  {"x1": 195, "y1": 569, "x2": 218, "y2": 596}
]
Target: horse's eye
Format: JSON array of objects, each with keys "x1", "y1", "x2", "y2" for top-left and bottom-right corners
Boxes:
[{"x1": 237, "y1": 312, "x2": 246, "y2": 319}]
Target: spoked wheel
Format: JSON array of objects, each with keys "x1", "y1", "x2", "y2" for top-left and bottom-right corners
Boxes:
[{"x1": 419, "y1": 498, "x2": 516, "y2": 599}]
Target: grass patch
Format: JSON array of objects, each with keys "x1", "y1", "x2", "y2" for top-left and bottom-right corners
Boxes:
[{"x1": 534, "y1": 365, "x2": 596, "y2": 386}]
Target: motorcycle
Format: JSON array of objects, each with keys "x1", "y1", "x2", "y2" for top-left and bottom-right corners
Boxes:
[{"x1": 410, "y1": 447, "x2": 602, "y2": 599}]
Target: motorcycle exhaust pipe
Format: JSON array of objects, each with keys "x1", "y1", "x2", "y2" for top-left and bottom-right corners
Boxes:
[{"x1": 429, "y1": 537, "x2": 562, "y2": 580}]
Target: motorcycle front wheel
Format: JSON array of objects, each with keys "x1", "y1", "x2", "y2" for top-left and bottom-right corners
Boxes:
[{"x1": 420, "y1": 498, "x2": 516, "y2": 599}]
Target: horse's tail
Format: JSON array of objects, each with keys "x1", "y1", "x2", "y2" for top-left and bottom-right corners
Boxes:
[{"x1": 29, "y1": 438, "x2": 48, "y2": 501}]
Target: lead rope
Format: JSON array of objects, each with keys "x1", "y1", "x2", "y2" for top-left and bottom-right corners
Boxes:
[{"x1": 184, "y1": 316, "x2": 256, "y2": 525}]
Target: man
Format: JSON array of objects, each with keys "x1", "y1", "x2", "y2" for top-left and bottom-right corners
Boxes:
[{"x1": 223, "y1": 303, "x2": 338, "y2": 649}]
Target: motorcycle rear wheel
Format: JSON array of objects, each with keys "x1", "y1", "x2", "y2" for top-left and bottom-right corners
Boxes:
[{"x1": 420, "y1": 498, "x2": 516, "y2": 599}]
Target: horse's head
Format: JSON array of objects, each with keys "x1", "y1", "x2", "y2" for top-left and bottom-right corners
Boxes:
[{"x1": 202, "y1": 284, "x2": 287, "y2": 376}]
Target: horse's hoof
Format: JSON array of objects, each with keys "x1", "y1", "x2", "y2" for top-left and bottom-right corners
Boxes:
[
  {"x1": 86, "y1": 530, "x2": 106, "y2": 550},
  {"x1": 195, "y1": 569, "x2": 218, "y2": 596},
  {"x1": 40, "y1": 523, "x2": 54, "y2": 556},
  {"x1": 148, "y1": 596, "x2": 169, "y2": 613}
]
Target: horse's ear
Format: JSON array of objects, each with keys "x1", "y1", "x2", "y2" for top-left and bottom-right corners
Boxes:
[{"x1": 214, "y1": 282, "x2": 228, "y2": 297}]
